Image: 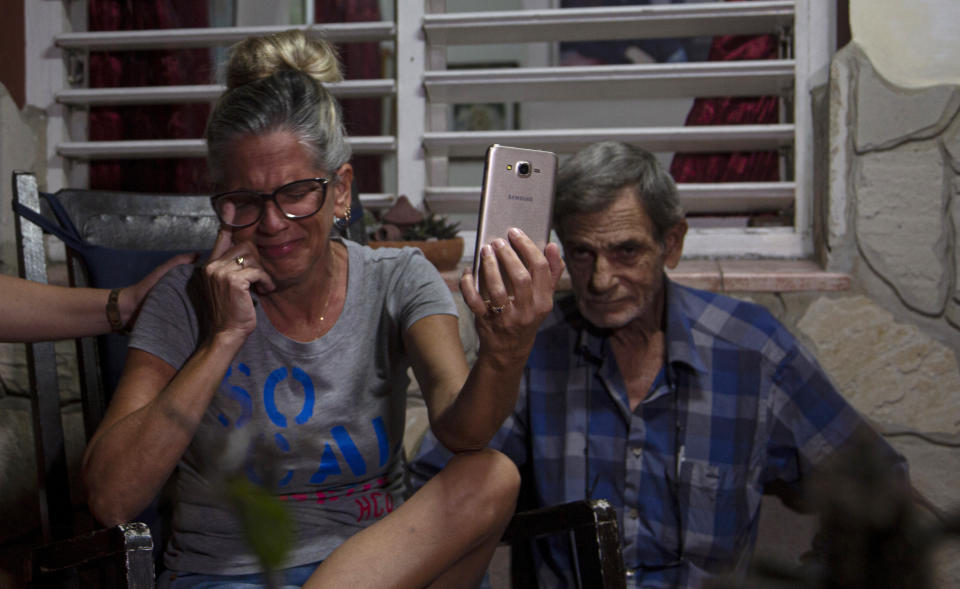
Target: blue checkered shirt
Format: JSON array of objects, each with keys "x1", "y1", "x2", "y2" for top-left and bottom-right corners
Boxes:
[{"x1": 411, "y1": 279, "x2": 903, "y2": 588}]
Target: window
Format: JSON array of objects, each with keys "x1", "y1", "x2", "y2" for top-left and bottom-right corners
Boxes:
[{"x1": 28, "y1": 0, "x2": 833, "y2": 261}]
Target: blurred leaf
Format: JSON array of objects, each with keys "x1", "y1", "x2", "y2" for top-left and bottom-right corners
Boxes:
[{"x1": 226, "y1": 477, "x2": 294, "y2": 572}]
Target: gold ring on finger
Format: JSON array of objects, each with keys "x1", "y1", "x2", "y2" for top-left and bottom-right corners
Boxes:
[{"x1": 235, "y1": 255, "x2": 245, "y2": 268}]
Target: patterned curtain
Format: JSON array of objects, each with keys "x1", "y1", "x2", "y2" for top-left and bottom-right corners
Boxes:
[
  {"x1": 668, "y1": 0, "x2": 780, "y2": 183},
  {"x1": 316, "y1": 0, "x2": 383, "y2": 193},
  {"x1": 87, "y1": 0, "x2": 211, "y2": 193}
]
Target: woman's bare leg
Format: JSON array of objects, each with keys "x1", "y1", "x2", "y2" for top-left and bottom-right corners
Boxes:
[{"x1": 303, "y1": 448, "x2": 519, "y2": 589}]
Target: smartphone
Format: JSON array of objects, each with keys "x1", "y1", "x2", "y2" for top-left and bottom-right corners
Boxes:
[{"x1": 472, "y1": 144, "x2": 558, "y2": 293}]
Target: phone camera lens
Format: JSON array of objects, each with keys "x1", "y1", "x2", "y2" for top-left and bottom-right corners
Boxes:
[{"x1": 517, "y1": 161, "x2": 531, "y2": 177}]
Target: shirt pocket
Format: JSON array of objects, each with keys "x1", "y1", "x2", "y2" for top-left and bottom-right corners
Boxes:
[{"x1": 680, "y1": 460, "x2": 752, "y2": 561}]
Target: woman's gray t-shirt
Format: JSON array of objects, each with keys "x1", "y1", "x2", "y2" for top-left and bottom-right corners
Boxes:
[{"x1": 129, "y1": 239, "x2": 458, "y2": 575}]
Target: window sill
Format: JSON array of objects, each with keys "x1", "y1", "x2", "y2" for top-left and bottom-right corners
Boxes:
[
  {"x1": 666, "y1": 259, "x2": 851, "y2": 292},
  {"x1": 440, "y1": 259, "x2": 851, "y2": 293}
]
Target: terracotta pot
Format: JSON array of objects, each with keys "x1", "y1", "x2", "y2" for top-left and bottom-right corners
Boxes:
[{"x1": 368, "y1": 237, "x2": 464, "y2": 272}]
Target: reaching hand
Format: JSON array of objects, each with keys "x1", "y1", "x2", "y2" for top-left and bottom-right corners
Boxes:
[
  {"x1": 120, "y1": 251, "x2": 199, "y2": 331},
  {"x1": 460, "y1": 228, "x2": 564, "y2": 366}
]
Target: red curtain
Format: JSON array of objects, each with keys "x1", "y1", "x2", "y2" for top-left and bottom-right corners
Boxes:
[
  {"x1": 668, "y1": 1, "x2": 780, "y2": 184},
  {"x1": 88, "y1": 0, "x2": 211, "y2": 193},
  {"x1": 316, "y1": 0, "x2": 383, "y2": 193}
]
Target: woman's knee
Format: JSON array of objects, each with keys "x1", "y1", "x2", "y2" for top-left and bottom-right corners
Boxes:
[{"x1": 445, "y1": 449, "x2": 520, "y2": 523}]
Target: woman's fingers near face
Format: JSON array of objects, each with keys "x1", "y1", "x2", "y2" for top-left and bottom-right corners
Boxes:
[
  {"x1": 209, "y1": 202, "x2": 238, "y2": 261},
  {"x1": 249, "y1": 268, "x2": 276, "y2": 294},
  {"x1": 219, "y1": 248, "x2": 276, "y2": 295}
]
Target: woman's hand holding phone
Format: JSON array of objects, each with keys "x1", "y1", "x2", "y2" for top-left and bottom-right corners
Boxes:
[
  {"x1": 461, "y1": 227, "x2": 564, "y2": 365},
  {"x1": 462, "y1": 144, "x2": 564, "y2": 365}
]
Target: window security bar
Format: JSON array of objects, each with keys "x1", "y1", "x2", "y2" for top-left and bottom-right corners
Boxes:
[
  {"x1": 424, "y1": 183, "x2": 796, "y2": 216},
  {"x1": 422, "y1": 125, "x2": 795, "y2": 158},
  {"x1": 423, "y1": 1, "x2": 795, "y2": 45},
  {"x1": 56, "y1": 80, "x2": 396, "y2": 106},
  {"x1": 423, "y1": 61, "x2": 795, "y2": 103},
  {"x1": 57, "y1": 137, "x2": 396, "y2": 159},
  {"x1": 57, "y1": 125, "x2": 789, "y2": 164},
  {"x1": 54, "y1": 22, "x2": 395, "y2": 51}
]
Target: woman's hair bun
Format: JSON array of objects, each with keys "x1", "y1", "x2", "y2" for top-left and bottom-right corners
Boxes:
[{"x1": 225, "y1": 29, "x2": 343, "y2": 90}]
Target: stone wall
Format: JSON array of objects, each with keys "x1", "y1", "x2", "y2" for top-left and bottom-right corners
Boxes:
[
  {"x1": 745, "y1": 42, "x2": 960, "y2": 585},
  {"x1": 809, "y1": 42, "x2": 960, "y2": 437},
  {"x1": 825, "y1": 42, "x2": 960, "y2": 354}
]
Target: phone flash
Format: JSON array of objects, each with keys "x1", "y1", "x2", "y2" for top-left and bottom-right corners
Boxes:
[{"x1": 506, "y1": 164, "x2": 513, "y2": 170}]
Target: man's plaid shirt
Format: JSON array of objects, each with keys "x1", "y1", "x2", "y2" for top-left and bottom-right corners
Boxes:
[{"x1": 411, "y1": 279, "x2": 903, "y2": 588}]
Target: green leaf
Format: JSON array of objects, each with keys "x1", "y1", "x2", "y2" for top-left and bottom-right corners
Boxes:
[{"x1": 226, "y1": 477, "x2": 294, "y2": 572}]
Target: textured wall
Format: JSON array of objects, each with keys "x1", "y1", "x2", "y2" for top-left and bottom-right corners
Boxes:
[
  {"x1": 791, "y1": 41, "x2": 960, "y2": 584},
  {"x1": 826, "y1": 43, "x2": 960, "y2": 343},
  {"x1": 824, "y1": 41, "x2": 960, "y2": 396},
  {"x1": 850, "y1": 0, "x2": 960, "y2": 88}
]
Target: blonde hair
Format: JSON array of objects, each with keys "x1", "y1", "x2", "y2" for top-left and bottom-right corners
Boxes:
[
  {"x1": 206, "y1": 29, "x2": 351, "y2": 188},
  {"x1": 224, "y1": 29, "x2": 343, "y2": 89}
]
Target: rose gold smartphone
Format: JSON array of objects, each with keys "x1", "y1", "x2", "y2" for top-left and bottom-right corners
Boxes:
[{"x1": 472, "y1": 144, "x2": 557, "y2": 294}]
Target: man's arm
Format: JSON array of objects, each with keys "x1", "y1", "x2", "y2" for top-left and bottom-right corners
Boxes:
[{"x1": 764, "y1": 338, "x2": 908, "y2": 501}]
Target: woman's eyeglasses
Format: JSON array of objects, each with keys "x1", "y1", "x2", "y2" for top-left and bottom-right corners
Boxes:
[{"x1": 211, "y1": 177, "x2": 329, "y2": 229}]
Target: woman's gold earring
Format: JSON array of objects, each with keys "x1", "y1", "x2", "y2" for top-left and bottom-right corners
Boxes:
[{"x1": 335, "y1": 204, "x2": 352, "y2": 229}]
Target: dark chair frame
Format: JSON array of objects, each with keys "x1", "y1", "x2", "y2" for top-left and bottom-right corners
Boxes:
[
  {"x1": 505, "y1": 499, "x2": 626, "y2": 588},
  {"x1": 31, "y1": 524, "x2": 154, "y2": 589},
  {"x1": 14, "y1": 170, "x2": 215, "y2": 588},
  {"x1": 13, "y1": 170, "x2": 625, "y2": 588}
]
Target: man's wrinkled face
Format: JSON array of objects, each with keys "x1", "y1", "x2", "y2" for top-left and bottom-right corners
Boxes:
[{"x1": 559, "y1": 187, "x2": 685, "y2": 330}]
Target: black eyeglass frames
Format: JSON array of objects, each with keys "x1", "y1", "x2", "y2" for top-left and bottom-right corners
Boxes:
[{"x1": 210, "y1": 177, "x2": 330, "y2": 229}]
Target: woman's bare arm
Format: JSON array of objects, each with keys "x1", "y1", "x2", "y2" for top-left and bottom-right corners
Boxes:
[
  {"x1": 406, "y1": 228, "x2": 563, "y2": 453},
  {"x1": 0, "y1": 253, "x2": 196, "y2": 343},
  {"x1": 81, "y1": 334, "x2": 244, "y2": 525},
  {"x1": 82, "y1": 226, "x2": 271, "y2": 525}
]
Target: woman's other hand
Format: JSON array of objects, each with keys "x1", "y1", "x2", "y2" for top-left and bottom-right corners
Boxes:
[{"x1": 460, "y1": 228, "x2": 564, "y2": 367}]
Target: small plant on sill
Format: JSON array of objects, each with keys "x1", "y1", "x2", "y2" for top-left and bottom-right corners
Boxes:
[
  {"x1": 366, "y1": 195, "x2": 460, "y2": 243},
  {"x1": 402, "y1": 213, "x2": 461, "y2": 241},
  {"x1": 366, "y1": 195, "x2": 464, "y2": 271}
]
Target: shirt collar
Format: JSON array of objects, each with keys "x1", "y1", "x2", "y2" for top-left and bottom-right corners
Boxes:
[
  {"x1": 567, "y1": 277, "x2": 707, "y2": 377},
  {"x1": 663, "y1": 276, "x2": 708, "y2": 377}
]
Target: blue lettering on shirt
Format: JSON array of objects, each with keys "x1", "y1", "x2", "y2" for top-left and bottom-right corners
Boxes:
[
  {"x1": 310, "y1": 443, "x2": 343, "y2": 484},
  {"x1": 373, "y1": 416, "x2": 389, "y2": 467},
  {"x1": 333, "y1": 426, "x2": 367, "y2": 476},
  {"x1": 218, "y1": 364, "x2": 253, "y2": 428},
  {"x1": 220, "y1": 363, "x2": 393, "y2": 487}
]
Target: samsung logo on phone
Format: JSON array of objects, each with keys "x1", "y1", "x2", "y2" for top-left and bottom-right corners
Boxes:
[{"x1": 508, "y1": 194, "x2": 534, "y2": 202}]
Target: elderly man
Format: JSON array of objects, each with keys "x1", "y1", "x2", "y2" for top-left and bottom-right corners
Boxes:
[{"x1": 412, "y1": 141, "x2": 904, "y2": 588}]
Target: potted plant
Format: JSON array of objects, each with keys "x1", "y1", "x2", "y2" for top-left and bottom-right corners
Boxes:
[{"x1": 365, "y1": 195, "x2": 464, "y2": 271}]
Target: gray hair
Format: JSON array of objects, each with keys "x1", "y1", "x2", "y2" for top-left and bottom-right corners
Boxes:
[
  {"x1": 205, "y1": 31, "x2": 351, "y2": 189},
  {"x1": 554, "y1": 141, "x2": 684, "y2": 243}
]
